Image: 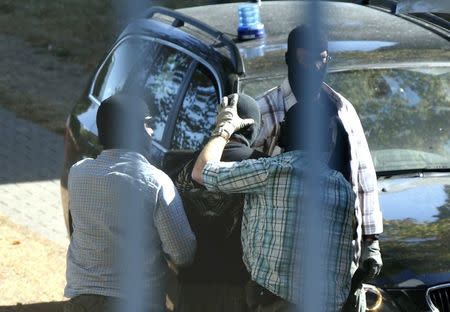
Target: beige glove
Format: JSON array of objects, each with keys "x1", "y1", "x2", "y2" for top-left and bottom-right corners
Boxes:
[
  {"x1": 211, "y1": 94, "x2": 255, "y2": 140},
  {"x1": 361, "y1": 240, "x2": 383, "y2": 279}
]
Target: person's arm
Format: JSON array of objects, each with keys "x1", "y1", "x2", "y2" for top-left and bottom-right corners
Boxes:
[
  {"x1": 154, "y1": 176, "x2": 196, "y2": 267},
  {"x1": 200, "y1": 157, "x2": 269, "y2": 194},
  {"x1": 192, "y1": 136, "x2": 228, "y2": 185},
  {"x1": 354, "y1": 113, "x2": 383, "y2": 236},
  {"x1": 350, "y1": 104, "x2": 383, "y2": 277}
]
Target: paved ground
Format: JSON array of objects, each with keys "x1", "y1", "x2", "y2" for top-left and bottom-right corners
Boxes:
[{"x1": 0, "y1": 107, "x2": 68, "y2": 247}]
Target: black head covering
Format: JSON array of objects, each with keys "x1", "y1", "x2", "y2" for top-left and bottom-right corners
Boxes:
[
  {"x1": 221, "y1": 93, "x2": 266, "y2": 162},
  {"x1": 97, "y1": 93, "x2": 150, "y2": 150},
  {"x1": 231, "y1": 93, "x2": 261, "y2": 147},
  {"x1": 286, "y1": 24, "x2": 328, "y2": 58},
  {"x1": 285, "y1": 25, "x2": 329, "y2": 102}
]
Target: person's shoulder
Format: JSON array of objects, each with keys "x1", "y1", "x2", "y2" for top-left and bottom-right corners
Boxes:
[
  {"x1": 143, "y1": 164, "x2": 175, "y2": 189},
  {"x1": 322, "y1": 83, "x2": 358, "y2": 114},
  {"x1": 68, "y1": 157, "x2": 95, "y2": 175},
  {"x1": 321, "y1": 168, "x2": 353, "y2": 192},
  {"x1": 256, "y1": 85, "x2": 283, "y2": 113},
  {"x1": 256, "y1": 85, "x2": 280, "y2": 101},
  {"x1": 72, "y1": 157, "x2": 94, "y2": 167}
]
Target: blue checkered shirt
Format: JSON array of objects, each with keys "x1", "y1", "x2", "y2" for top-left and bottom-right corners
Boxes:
[
  {"x1": 65, "y1": 149, "x2": 196, "y2": 299},
  {"x1": 203, "y1": 151, "x2": 355, "y2": 308}
]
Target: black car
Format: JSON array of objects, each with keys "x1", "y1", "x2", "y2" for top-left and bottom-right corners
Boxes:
[{"x1": 61, "y1": 1, "x2": 450, "y2": 311}]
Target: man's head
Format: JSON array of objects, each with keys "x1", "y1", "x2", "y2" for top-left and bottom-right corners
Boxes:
[
  {"x1": 96, "y1": 93, "x2": 152, "y2": 151},
  {"x1": 230, "y1": 93, "x2": 261, "y2": 147},
  {"x1": 285, "y1": 25, "x2": 330, "y2": 102}
]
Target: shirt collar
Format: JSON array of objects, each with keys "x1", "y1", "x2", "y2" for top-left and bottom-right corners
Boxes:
[
  {"x1": 99, "y1": 149, "x2": 149, "y2": 163},
  {"x1": 281, "y1": 78, "x2": 297, "y2": 111}
]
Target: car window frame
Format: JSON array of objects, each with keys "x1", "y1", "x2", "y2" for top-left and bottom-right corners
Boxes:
[
  {"x1": 87, "y1": 34, "x2": 224, "y2": 153},
  {"x1": 161, "y1": 60, "x2": 199, "y2": 148},
  {"x1": 168, "y1": 61, "x2": 221, "y2": 151}
]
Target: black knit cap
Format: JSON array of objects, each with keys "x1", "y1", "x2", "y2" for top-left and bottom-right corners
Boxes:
[
  {"x1": 286, "y1": 25, "x2": 328, "y2": 61},
  {"x1": 96, "y1": 93, "x2": 150, "y2": 149}
]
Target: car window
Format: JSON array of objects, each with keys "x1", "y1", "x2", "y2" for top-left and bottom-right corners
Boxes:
[
  {"x1": 326, "y1": 67, "x2": 450, "y2": 172},
  {"x1": 91, "y1": 37, "x2": 193, "y2": 144},
  {"x1": 124, "y1": 45, "x2": 192, "y2": 143},
  {"x1": 171, "y1": 64, "x2": 219, "y2": 150},
  {"x1": 240, "y1": 67, "x2": 450, "y2": 172},
  {"x1": 92, "y1": 38, "x2": 157, "y2": 102}
]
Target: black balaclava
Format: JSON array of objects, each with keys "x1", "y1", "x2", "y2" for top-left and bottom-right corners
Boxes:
[
  {"x1": 97, "y1": 93, "x2": 150, "y2": 153},
  {"x1": 286, "y1": 25, "x2": 328, "y2": 103},
  {"x1": 221, "y1": 93, "x2": 265, "y2": 162}
]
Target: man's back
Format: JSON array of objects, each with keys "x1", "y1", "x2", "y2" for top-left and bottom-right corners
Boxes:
[
  {"x1": 66, "y1": 149, "x2": 195, "y2": 305},
  {"x1": 202, "y1": 151, "x2": 355, "y2": 309}
]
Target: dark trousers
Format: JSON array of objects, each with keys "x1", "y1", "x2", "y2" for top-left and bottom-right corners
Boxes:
[
  {"x1": 248, "y1": 300, "x2": 296, "y2": 312},
  {"x1": 0, "y1": 295, "x2": 166, "y2": 312},
  {"x1": 171, "y1": 281, "x2": 247, "y2": 312},
  {"x1": 0, "y1": 295, "x2": 119, "y2": 312},
  {"x1": 63, "y1": 295, "x2": 122, "y2": 312},
  {"x1": 245, "y1": 281, "x2": 296, "y2": 312},
  {"x1": 0, "y1": 302, "x2": 65, "y2": 312}
]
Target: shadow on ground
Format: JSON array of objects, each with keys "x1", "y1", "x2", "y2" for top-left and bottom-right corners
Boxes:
[{"x1": 0, "y1": 302, "x2": 67, "y2": 312}]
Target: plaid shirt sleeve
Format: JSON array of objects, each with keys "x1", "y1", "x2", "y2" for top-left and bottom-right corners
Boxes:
[
  {"x1": 350, "y1": 105, "x2": 384, "y2": 235},
  {"x1": 154, "y1": 174, "x2": 197, "y2": 267},
  {"x1": 202, "y1": 159, "x2": 269, "y2": 194}
]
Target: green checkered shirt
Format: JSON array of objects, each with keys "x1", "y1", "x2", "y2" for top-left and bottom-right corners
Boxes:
[{"x1": 203, "y1": 151, "x2": 355, "y2": 309}]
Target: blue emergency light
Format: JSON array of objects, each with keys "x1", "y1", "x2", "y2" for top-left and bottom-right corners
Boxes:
[{"x1": 237, "y1": 4, "x2": 265, "y2": 41}]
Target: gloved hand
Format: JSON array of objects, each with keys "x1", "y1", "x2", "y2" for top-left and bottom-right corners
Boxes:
[
  {"x1": 212, "y1": 93, "x2": 255, "y2": 140},
  {"x1": 361, "y1": 240, "x2": 383, "y2": 279}
]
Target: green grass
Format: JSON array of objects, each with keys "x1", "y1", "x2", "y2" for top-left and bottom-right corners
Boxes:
[
  {"x1": 0, "y1": 0, "x2": 114, "y2": 69},
  {"x1": 0, "y1": 85, "x2": 67, "y2": 134},
  {"x1": 0, "y1": 0, "x2": 238, "y2": 69}
]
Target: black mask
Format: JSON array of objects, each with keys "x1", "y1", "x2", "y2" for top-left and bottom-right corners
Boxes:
[{"x1": 287, "y1": 59, "x2": 327, "y2": 103}]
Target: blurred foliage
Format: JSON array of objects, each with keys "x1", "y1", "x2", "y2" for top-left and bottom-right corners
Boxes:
[
  {"x1": 381, "y1": 217, "x2": 450, "y2": 276},
  {"x1": 379, "y1": 185, "x2": 450, "y2": 277},
  {"x1": 327, "y1": 67, "x2": 450, "y2": 155}
]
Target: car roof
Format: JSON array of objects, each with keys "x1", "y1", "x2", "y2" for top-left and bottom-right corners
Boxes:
[{"x1": 178, "y1": 1, "x2": 450, "y2": 78}]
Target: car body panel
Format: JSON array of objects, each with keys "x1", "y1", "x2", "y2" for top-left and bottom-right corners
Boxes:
[{"x1": 375, "y1": 174, "x2": 450, "y2": 289}]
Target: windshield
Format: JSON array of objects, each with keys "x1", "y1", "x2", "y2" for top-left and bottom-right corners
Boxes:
[{"x1": 240, "y1": 66, "x2": 450, "y2": 172}]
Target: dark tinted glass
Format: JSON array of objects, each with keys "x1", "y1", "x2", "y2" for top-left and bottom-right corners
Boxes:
[
  {"x1": 92, "y1": 38, "x2": 157, "y2": 102},
  {"x1": 172, "y1": 64, "x2": 219, "y2": 150},
  {"x1": 241, "y1": 67, "x2": 450, "y2": 172},
  {"x1": 92, "y1": 38, "x2": 193, "y2": 143},
  {"x1": 125, "y1": 45, "x2": 192, "y2": 142},
  {"x1": 327, "y1": 67, "x2": 450, "y2": 172}
]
